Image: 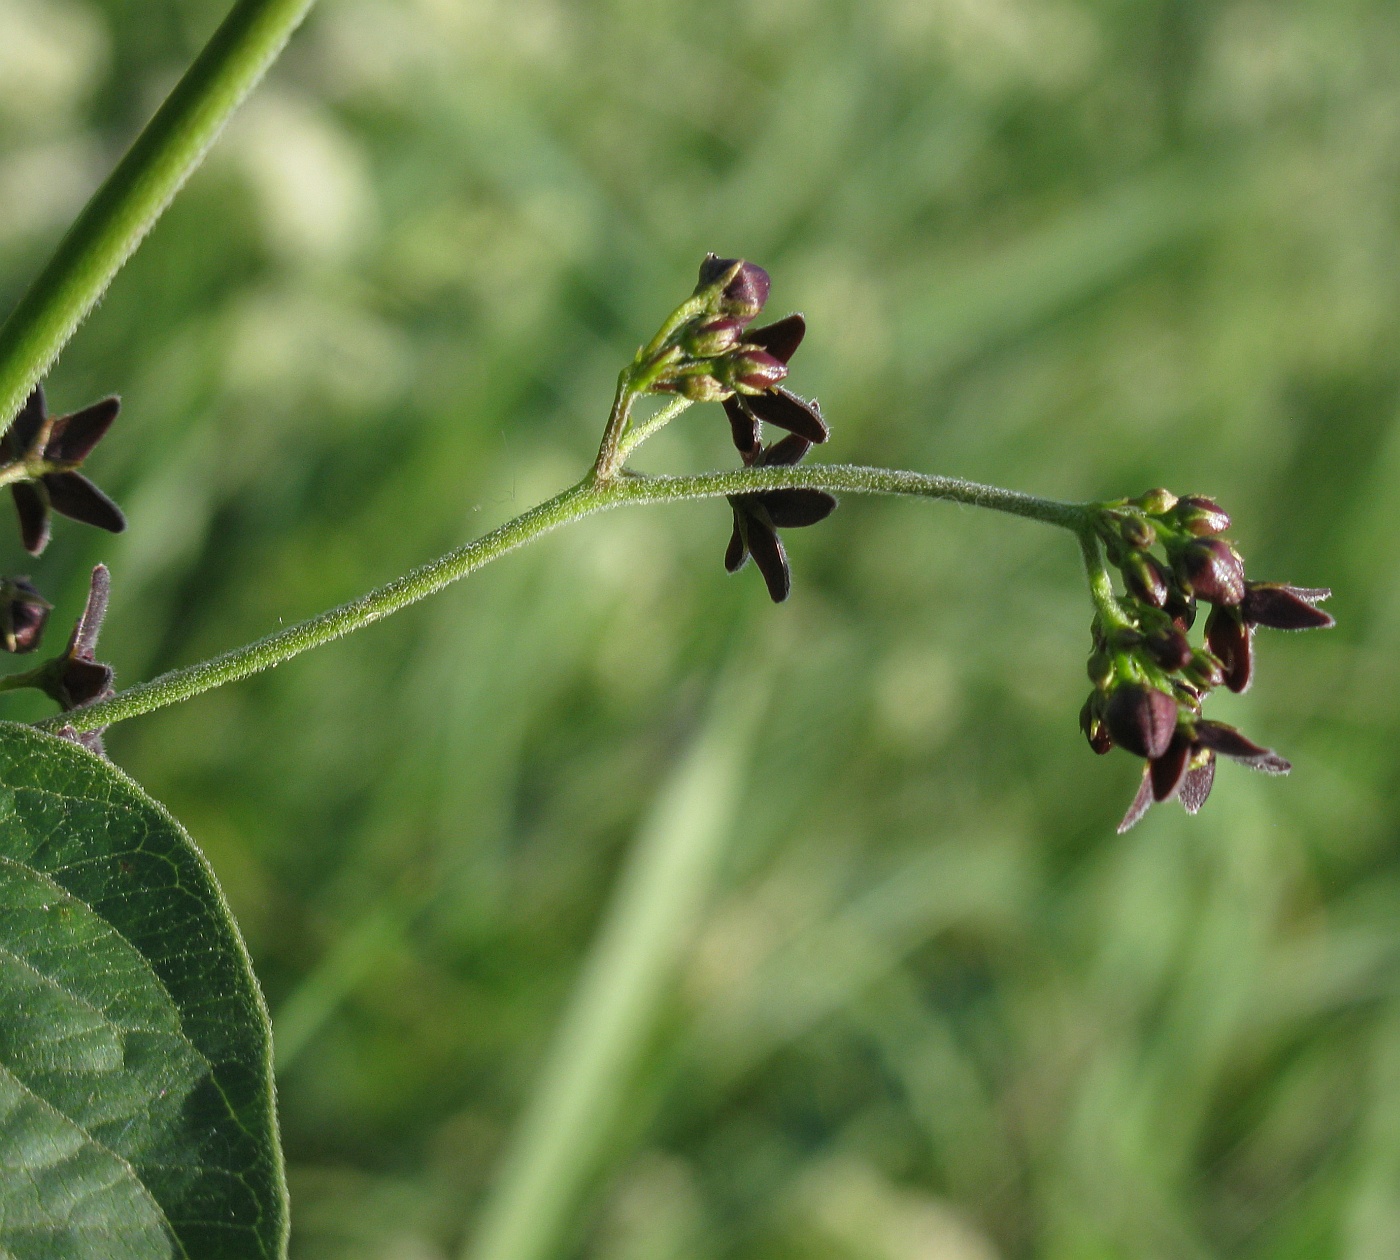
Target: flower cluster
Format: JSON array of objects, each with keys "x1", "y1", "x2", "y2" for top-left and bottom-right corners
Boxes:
[
  {"x1": 0, "y1": 384, "x2": 123, "y2": 751},
  {"x1": 646, "y1": 256, "x2": 830, "y2": 457},
  {"x1": 1078, "y1": 490, "x2": 1333, "y2": 831}
]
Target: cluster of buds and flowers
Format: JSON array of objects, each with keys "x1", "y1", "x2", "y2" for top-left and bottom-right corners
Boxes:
[
  {"x1": 632, "y1": 255, "x2": 838, "y2": 602},
  {"x1": 1078, "y1": 489, "x2": 1333, "y2": 830},
  {"x1": 0, "y1": 384, "x2": 124, "y2": 750},
  {"x1": 641, "y1": 255, "x2": 830, "y2": 458}
]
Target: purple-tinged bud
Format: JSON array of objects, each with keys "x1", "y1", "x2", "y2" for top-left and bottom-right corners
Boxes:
[
  {"x1": 1204, "y1": 604, "x2": 1253, "y2": 693},
  {"x1": 1165, "y1": 586, "x2": 1196, "y2": 630},
  {"x1": 1175, "y1": 496, "x2": 1231, "y2": 536},
  {"x1": 1104, "y1": 682, "x2": 1178, "y2": 760},
  {"x1": 676, "y1": 372, "x2": 732, "y2": 403},
  {"x1": 1080, "y1": 695, "x2": 1112, "y2": 754},
  {"x1": 696, "y1": 255, "x2": 770, "y2": 321},
  {"x1": 722, "y1": 349, "x2": 788, "y2": 395},
  {"x1": 1178, "y1": 539, "x2": 1245, "y2": 606},
  {"x1": 1240, "y1": 582, "x2": 1335, "y2": 631},
  {"x1": 1122, "y1": 552, "x2": 1171, "y2": 608},
  {"x1": 1144, "y1": 625, "x2": 1192, "y2": 672},
  {"x1": 1135, "y1": 488, "x2": 1178, "y2": 516},
  {"x1": 0, "y1": 577, "x2": 51, "y2": 653},
  {"x1": 1119, "y1": 515, "x2": 1156, "y2": 550},
  {"x1": 1150, "y1": 732, "x2": 1192, "y2": 802},
  {"x1": 1086, "y1": 648, "x2": 1113, "y2": 687},
  {"x1": 682, "y1": 317, "x2": 747, "y2": 359},
  {"x1": 1181, "y1": 649, "x2": 1225, "y2": 691}
]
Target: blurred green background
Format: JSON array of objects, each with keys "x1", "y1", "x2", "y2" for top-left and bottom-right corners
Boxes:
[{"x1": 2, "y1": 0, "x2": 1396, "y2": 1256}]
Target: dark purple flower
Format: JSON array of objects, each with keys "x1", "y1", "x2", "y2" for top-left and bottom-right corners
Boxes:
[
  {"x1": 0, "y1": 577, "x2": 51, "y2": 654},
  {"x1": 720, "y1": 314, "x2": 829, "y2": 458},
  {"x1": 725, "y1": 434, "x2": 837, "y2": 603},
  {"x1": 1, "y1": 385, "x2": 125, "y2": 555},
  {"x1": 32, "y1": 566, "x2": 115, "y2": 755},
  {"x1": 1118, "y1": 718, "x2": 1289, "y2": 832}
]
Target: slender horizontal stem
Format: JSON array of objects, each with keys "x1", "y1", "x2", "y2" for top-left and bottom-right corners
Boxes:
[
  {"x1": 0, "y1": 0, "x2": 320, "y2": 429},
  {"x1": 40, "y1": 464, "x2": 1088, "y2": 733}
]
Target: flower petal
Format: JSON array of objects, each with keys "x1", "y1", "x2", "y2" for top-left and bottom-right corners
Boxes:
[
  {"x1": 1179, "y1": 755, "x2": 1216, "y2": 814},
  {"x1": 1192, "y1": 720, "x2": 1291, "y2": 774},
  {"x1": 761, "y1": 488, "x2": 838, "y2": 529},
  {"x1": 1117, "y1": 771, "x2": 1155, "y2": 833},
  {"x1": 760, "y1": 433, "x2": 814, "y2": 468},
  {"x1": 68, "y1": 564, "x2": 111, "y2": 661},
  {"x1": 45, "y1": 396, "x2": 119, "y2": 464},
  {"x1": 43, "y1": 472, "x2": 126, "y2": 534},
  {"x1": 11, "y1": 481, "x2": 50, "y2": 555},
  {"x1": 745, "y1": 386, "x2": 829, "y2": 444},
  {"x1": 1150, "y1": 734, "x2": 1191, "y2": 802},
  {"x1": 724, "y1": 511, "x2": 748, "y2": 573},
  {"x1": 1241, "y1": 582, "x2": 1335, "y2": 631},
  {"x1": 746, "y1": 314, "x2": 805, "y2": 364},
  {"x1": 6, "y1": 385, "x2": 47, "y2": 457},
  {"x1": 724, "y1": 397, "x2": 760, "y2": 459},
  {"x1": 744, "y1": 514, "x2": 791, "y2": 603}
]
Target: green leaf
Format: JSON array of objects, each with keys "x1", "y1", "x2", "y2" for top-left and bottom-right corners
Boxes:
[{"x1": 0, "y1": 722, "x2": 286, "y2": 1259}]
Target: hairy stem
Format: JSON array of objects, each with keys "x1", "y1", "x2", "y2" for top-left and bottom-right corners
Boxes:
[
  {"x1": 0, "y1": 0, "x2": 320, "y2": 429},
  {"x1": 1077, "y1": 528, "x2": 1132, "y2": 629},
  {"x1": 40, "y1": 464, "x2": 1088, "y2": 733}
]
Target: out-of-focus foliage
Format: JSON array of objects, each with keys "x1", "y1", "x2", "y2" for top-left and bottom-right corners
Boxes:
[{"x1": 1, "y1": 0, "x2": 1396, "y2": 1256}]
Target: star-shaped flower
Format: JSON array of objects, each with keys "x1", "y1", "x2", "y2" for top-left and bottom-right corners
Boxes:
[
  {"x1": 724, "y1": 434, "x2": 837, "y2": 603},
  {"x1": 719, "y1": 313, "x2": 829, "y2": 459},
  {"x1": 1, "y1": 384, "x2": 126, "y2": 555}
]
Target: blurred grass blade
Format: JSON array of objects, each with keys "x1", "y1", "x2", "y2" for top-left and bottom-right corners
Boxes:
[
  {"x1": 0, "y1": 0, "x2": 320, "y2": 427},
  {"x1": 462, "y1": 665, "x2": 767, "y2": 1260}
]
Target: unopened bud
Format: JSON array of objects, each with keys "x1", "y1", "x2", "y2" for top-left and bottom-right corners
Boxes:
[
  {"x1": 1175, "y1": 496, "x2": 1231, "y2": 536},
  {"x1": 1204, "y1": 604, "x2": 1253, "y2": 693},
  {"x1": 1181, "y1": 648, "x2": 1225, "y2": 690},
  {"x1": 675, "y1": 372, "x2": 732, "y2": 403},
  {"x1": 1080, "y1": 695, "x2": 1112, "y2": 755},
  {"x1": 1119, "y1": 515, "x2": 1156, "y2": 550},
  {"x1": 1134, "y1": 488, "x2": 1178, "y2": 516},
  {"x1": 1104, "y1": 682, "x2": 1178, "y2": 760},
  {"x1": 696, "y1": 255, "x2": 771, "y2": 322},
  {"x1": 1144, "y1": 625, "x2": 1192, "y2": 672},
  {"x1": 1177, "y1": 539, "x2": 1245, "y2": 606},
  {"x1": 0, "y1": 577, "x2": 51, "y2": 653},
  {"x1": 1086, "y1": 648, "x2": 1113, "y2": 687},
  {"x1": 721, "y1": 349, "x2": 788, "y2": 395},
  {"x1": 1122, "y1": 552, "x2": 1171, "y2": 608},
  {"x1": 682, "y1": 317, "x2": 746, "y2": 359}
]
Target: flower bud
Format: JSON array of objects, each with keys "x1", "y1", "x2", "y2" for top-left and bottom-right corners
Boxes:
[
  {"x1": 1177, "y1": 539, "x2": 1245, "y2": 606},
  {"x1": 1181, "y1": 648, "x2": 1225, "y2": 690},
  {"x1": 0, "y1": 577, "x2": 51, "y2": 653},
  {"x1": 1086, "y1": 648, "x2": 1113, "y2": 687},
  {"x1": 1204, "y1": 604, "x2": 1253, "y2": 693},
  {"x1": 1122, "y1": 552, "x2": 1171, "y2": 608},
  {"x1": 675, "y1": 372, "x2": 731, "y2": 403},
  {"x1": 1119, "y1": 515, "x2": 1156, "y2": 550},
  {"x1": 721, "y1": 349, "x2": 788, "y2": 395},
  {"x1": 1080, "y1": 695, "x2": 1112, "y2": 754},
  {"x1": 1104, "y1": 682, "x2": 1178, "y2": 760},
  {"x1": 682, "y1": 317, "x2": 747, "y2": 359},
  {"x1": 1144, "y1": 624, "x2": 1192, "y2": 672},
  {"x1": 1240, "y1": 582, "x2": 1335, "y2": 631},
  {"x1": 696, "y1": 255, "x2": 770, "y2": 322},
  {"x1": 1134, "y1": 488, "x2": 1178, "y2": 516},
  {"x1": 1175, "y1": 496, "x2": 1231, "y2": 536}
]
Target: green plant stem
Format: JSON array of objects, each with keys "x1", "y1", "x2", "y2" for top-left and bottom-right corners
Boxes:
[
  {"x1": 40, "y1": 464, "x2": 1090, "y2": 734},
  {"x1": 1077, "y1": 527, "x2": 1132, "y2": 629},
  {"x1": 0, "y1": 0, "x2": 321, "y2": 429}
]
